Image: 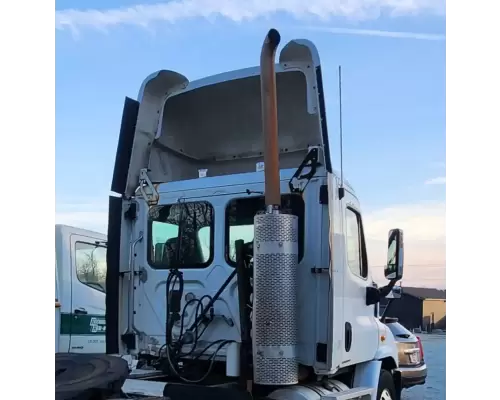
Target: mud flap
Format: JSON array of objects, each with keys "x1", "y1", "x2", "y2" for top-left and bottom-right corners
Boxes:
[
  {"x1": 55, "y1": 353, "x2": 129, "y2": 400},
  {"x1": 163, "y1": 383, "x2": 253, "y2": 400}
]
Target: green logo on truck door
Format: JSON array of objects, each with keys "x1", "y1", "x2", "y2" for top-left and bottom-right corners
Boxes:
[
  {"x1": 60, "y1": 313, "x2": 106, "y2": 335},
  {"x1": 89, "y1": 317, "x2": 106, "y2": 333}
]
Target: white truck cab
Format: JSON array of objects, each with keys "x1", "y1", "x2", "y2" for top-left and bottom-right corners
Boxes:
[
  {"x1": 103, "y1": 29, "x2": 405, "y2": 400},
  {"x1": 55, "y1": 224, "x2": 107, "y2": 354}
]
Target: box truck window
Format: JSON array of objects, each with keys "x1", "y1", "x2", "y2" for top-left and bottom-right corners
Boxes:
[{"x1": 75, "y1": 241, "x2": 107, "y2": 292}]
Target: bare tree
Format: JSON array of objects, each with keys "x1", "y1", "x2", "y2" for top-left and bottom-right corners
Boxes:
[
  {"x1": 150, "y1": 202, "x2": 214, "y2": 266},
  {"x1": 76, "y1": 247, "x2": 106, "y2": 291}
]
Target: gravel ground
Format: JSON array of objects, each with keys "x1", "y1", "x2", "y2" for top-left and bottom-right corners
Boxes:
[{"x1": 402, "y1": 334, "x2": 446, "y2": 400}]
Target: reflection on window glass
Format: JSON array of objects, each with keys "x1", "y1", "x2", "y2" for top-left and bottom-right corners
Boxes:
[
  {"x1": 387, "y1": 239, "x2": 397, "y2": 267},
  {"x1": 345, "y1": 209, "x2": 362, "y2": 276},
  {"x1": 75, "y1": 242, "x2": 107, "y2": 293},
  {"x1": 226, "y1": 194, "x2": 305, "y2": 264},
  {"x1": 149, "y1": 201, "x2": 214, "y2": 269},
  {"x1": 198, "y1": 226, "x2": 211, "y2": 261},
  {"x1": 227, "y1": 224, "x2": 254, "y2": 262}
]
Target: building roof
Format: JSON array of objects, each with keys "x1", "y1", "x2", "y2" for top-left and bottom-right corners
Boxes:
[{"x1": 403, "y1": 287, "x2": 446, "y2": 300}]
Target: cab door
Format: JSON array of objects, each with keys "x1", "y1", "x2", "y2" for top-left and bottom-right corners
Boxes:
[
  {"x1": 57, "y1": 242, "x2": 72, "y2": 353},
  {"x1": 132, "y1": 189, "x2": 242, "y2": 347},
  {"x1": 341, "y1": 189, "x2": 379, "y2": 365},
  {"x1": 69, "y1": 233, "x2": 107, "y2": 353}
]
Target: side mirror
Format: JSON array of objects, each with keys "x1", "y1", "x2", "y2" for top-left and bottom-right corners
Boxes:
[{"x1": 384, "y1": 229, "x2": 404, "y2": 281}]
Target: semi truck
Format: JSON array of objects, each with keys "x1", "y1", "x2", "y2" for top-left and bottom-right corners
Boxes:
[{"x1": 56, "y1": 29, "x2": 407, "y2": 400}]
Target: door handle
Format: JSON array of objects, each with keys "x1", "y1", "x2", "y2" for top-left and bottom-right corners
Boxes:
[
  {"x1": 74, "y1": 308, "x2": 88, "y2": 315},
  {"x1": 345, "y1": 322, "x2": 352, "y2": 352}
]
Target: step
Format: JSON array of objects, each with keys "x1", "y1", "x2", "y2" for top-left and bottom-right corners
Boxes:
[{"x1": 320, "y1": 387, "x2": 375, "y2": 400}]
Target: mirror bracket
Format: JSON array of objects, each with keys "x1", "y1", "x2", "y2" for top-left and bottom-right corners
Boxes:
[{"x1": 366, "y1": 286, "x2": 380, "y2": 306}]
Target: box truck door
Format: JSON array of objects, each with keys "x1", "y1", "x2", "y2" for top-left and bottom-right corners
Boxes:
[
  {"x1": 55, "y1": 260, "x2": 61, "y2": 353},
  {"x1": 69, "y1": 234, "x2": 107, "y2": 353}
]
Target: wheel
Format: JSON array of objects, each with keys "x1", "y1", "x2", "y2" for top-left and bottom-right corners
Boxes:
[
  {"x1": 377, "y1": 369, "x2": 397, "y2": 400},
  {"x1": 55, "y1": 353, "x2": 129, "y2": 400}
]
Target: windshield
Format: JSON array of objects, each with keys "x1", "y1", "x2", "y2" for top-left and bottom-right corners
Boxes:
[{"x1": 148, "y1": 201, "x2": 214, "y2": 269}]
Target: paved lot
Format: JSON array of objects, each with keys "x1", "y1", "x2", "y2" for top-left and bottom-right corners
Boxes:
[{"x1": 402, "y1": 334, "x2": 445, "y2": 400}]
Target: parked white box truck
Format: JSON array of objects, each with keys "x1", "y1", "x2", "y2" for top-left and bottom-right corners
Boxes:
[{"x1": 55, "y1": 224, "x2": 107, "y2": 354}]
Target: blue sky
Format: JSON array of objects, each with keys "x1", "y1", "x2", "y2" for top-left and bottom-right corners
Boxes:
[{"x1": 55, "y1": 0, "x2": 446, "y2": 287}]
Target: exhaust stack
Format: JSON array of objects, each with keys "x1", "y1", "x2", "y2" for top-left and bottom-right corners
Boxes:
[
  {"x1": 252, "y1": 29, "x2": 299, "y2": 386},
  {"x1": 260, "y1": 28, "x2": 281, "y2": 210}
]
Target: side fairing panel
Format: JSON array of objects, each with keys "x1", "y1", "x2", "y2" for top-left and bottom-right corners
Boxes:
[
  {"x1": 105, "y1": 196, "x2": 123, "y2": 354},
  {"x1": 110, "y1": 97, "x2": 139, "y2": 195}
]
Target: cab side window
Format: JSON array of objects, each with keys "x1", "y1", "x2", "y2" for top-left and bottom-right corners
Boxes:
[
  {"x1": 345, "y1": 208, "x2": 368, "y2": 278},
  {"x1": 75, "y1": 241, "x2": 107, "y2": 293}
]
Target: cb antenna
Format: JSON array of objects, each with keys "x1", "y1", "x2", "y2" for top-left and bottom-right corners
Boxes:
[{"x1": 338, "y1": 65, "x2": 345, "y2": 200}]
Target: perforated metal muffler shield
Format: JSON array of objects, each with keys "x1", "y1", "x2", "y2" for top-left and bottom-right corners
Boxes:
[{"x1": 252, "y1": 212, "x2": 299, "y2": 385}]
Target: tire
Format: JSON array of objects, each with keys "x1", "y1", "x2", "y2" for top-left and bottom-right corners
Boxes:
[
  {"x1": 55, "y1": 353, "x2": 129, "y2": 400},
  {"x1": 377, "y1": 369, "x2": 397, "y2": 400}
]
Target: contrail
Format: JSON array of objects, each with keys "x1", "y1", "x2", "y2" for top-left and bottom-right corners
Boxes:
[
  {"x1": 424, "y1": 177, "x2": 446, "y2": 185},
  {"x1": 304, "y1": 26, "x2": 445, "y2": 41}
]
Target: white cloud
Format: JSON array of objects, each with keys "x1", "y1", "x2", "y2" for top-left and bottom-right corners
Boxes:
[
  {"x1": 55, "y1": 0, "x2": 446, "y2": 32},
  {"x1": 425, "y1": 176, "x2": 446, "y2": 185},
  {"x1": 363, "y1": 201, "x2": 445, "y2": 242},
  {"x1": 304, "y1": 26, "x2": 445, "y2": 41}
]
